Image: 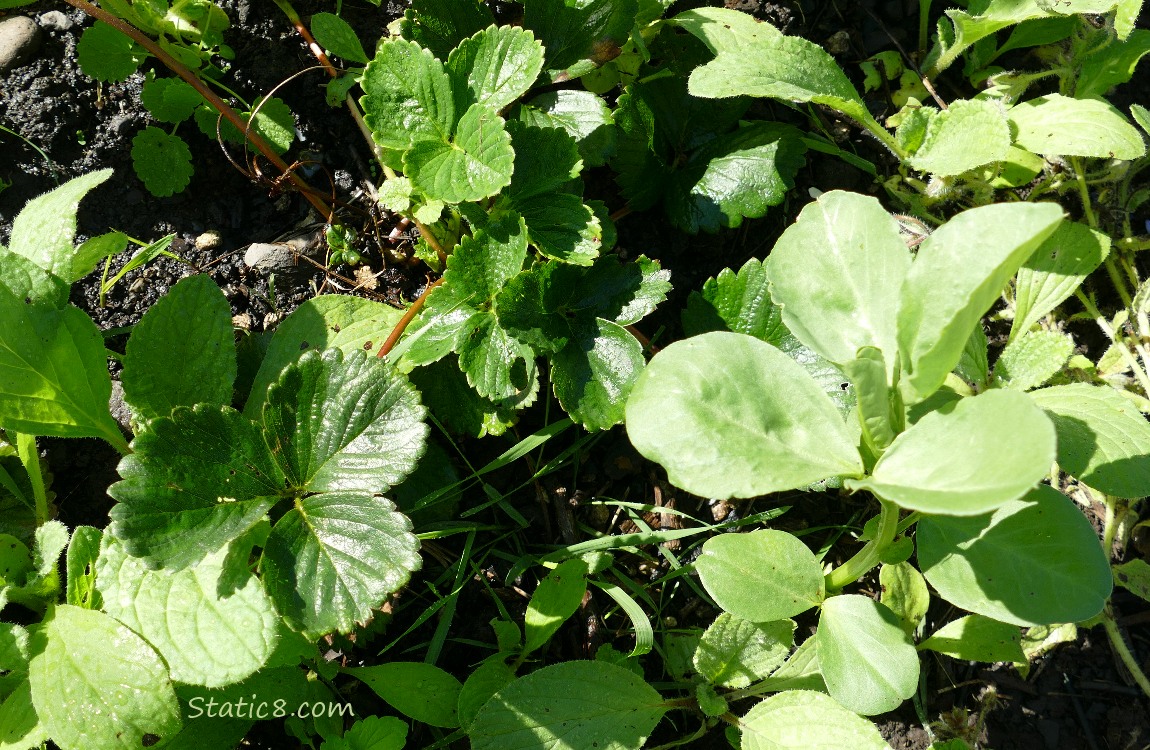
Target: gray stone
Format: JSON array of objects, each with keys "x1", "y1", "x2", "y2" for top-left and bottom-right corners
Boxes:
[
  {"x1": 0, "y1": 16, "x2": 42, "y2": 73},
  {"x1": 38, "y1": 11, "x2": 73, "y2": 32},
  {"x1": 244, "y1": 242, "x2": 299, "y2": 273}
]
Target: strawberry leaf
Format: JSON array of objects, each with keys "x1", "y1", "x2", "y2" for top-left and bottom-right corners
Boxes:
[
  {"x1": 446, "y1": 25, "x2": 545, "y2": 113},
  {"x1": 361, "y1": 39, "x2": 455, "y2": 152},
  {"x1": 404, "y1": 103, "x2": 514, "y2": 203}
]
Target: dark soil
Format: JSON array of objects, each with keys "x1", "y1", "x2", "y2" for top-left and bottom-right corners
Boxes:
[{"x1": 1, "y1": 0, "x2": 1148, "y2": 748}]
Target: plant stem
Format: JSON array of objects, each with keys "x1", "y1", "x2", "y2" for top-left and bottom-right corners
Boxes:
[
  {"x1": 1070, "y1": 156, "x2": 1099, "y2": 229},
  {"x1": 1101, "y1": 606, "x2": 1150, "y2": 699},
  {"x1": 825, "y1": 499, "x2": 900, "y2": 592},
  {"x1": 61, "y1": 0, "x2": 334, "y2": 220},
  {"x1": 1100, "y1": 493, "x2": 1120, "y2": 558},
  {"x1": 15, "y1": 433, "x2": 50, "y2": 526},
  {"x1": 918, "y1": 0, "x2": 932, "y2": 57},
  {"x1": 376, "y1": 277, "x2": 444, "y2": 359},
  {"x1": 1075, "y1": 289, "x2": 1150, "y2": 397}
]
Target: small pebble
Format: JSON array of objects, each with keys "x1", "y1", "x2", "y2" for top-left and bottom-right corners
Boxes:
[
  {"x1": 824, "y1": 30, "x2": 851, "y2": 56},
  {"x1": 195, "y1": 230, "x2": 222, "y2": 251},
  {"x1": 0, "y1": 16, "x2": 42, "y2": 73},
  {"x1": 263, "y1": 311, "x2": 283, "y2": 330},
  {"x1": 243, "y1": 242, "x2": 297, "y2": 272},
  {"x1": 38, "y1": 11, "x2": 73, "y2": 32},
  {"x1": 232, "y1": 312, "x2": 253, "y2": 330}
]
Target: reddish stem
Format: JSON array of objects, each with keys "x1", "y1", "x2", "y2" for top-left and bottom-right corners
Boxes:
[
  {"x1": 62, "y1": 0, "x2": 333, "y2": 220},
  {"x1": 377, "y1": 278, "x2": 444, "y2": 358}
]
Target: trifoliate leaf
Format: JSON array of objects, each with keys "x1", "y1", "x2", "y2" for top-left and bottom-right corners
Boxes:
[
  {"x1": 446, "y1": 25, "x2": 545, "y2": 113},
  {"x1": 77, "y1": 22, "x2": 147, "y2": 82},
  {"x1": 140, "y1": 76, "x2": 204, "y2": 123},
  {"x1": 122, "y1": 274, "x2": 237, "y2": 421},
  {"x1": 96, "y1": 536, "x2": 278, "y2": 687},
  {"x1": 906, "y1": 98, "x2": 1011, "y2": 176},
  {"x1": 311, "y1": 12, "x2": 368, "y2": 64},
  {"x1": 666, "y1": 122, "x2": 806, "y2": 234},
  {"x1": 399, "y1": 0, "x2": 494, "y2": 60},
  {"x1": 262, "y1": 349, "x2": 428, "y2": 494},
  {"x1": 247, "y1": 97, "x2": 295, "y2": 155},
  {"x1": 261, "y1": 491, "x2": 421, "y2": 638},
  {"x1": 131, "y1": 127, "x2": 194, "y2": 197},
  {"x1": 518, "y1": 89, "x2": 616, "y2": 167},
  {"x1": 361, "y1": 38, "x2": 455, "y2": 151},
  {"x1": 515, "y1": 193, "x2": 601, "y2": 265},
  {"x1": 404, "y1": 103, "x2": 515, "y2": 203},
  {"x1": 506, "y1": 121, "x2": 583, "y2": 200},
  {"x1": 523, "y1": 0, "x2": 639, "y2": 80},
  {"x1": 29, "y1": 605, "x2": 182, "y2": 750}
]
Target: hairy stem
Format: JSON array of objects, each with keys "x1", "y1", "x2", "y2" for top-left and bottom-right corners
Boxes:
[
  {"x1": 1075, "y1": 289, "x2": 1150, "y2": 398},
  {"x1": 1102, "y1": 606, "x2": 1150, "y2": 699},
  {"x1": 15, "y1": 433, "x2": 49, "y2": 526},
  {"x1": 825, "y1": 499, "x2": 900, "y2": 592},
  {"x1": 62, "y1": 0, "x2": 334, "y2": 220}
]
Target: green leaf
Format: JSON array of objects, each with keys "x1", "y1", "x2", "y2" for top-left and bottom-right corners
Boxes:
[
  {"x1": 7, "y1": 169, "x2": 113, "y2": 282},
  {"x1": 1029, "y1": 383, "x2": 1150, "y2": 498},
  {"x1": 682, "y1": 259, "x2": 782, "y2": 340},
  {"x1": 695, "y1": 530, "x2": 824, "y2": 622},
  {"x1": 671, "y1": 7, "x2": 781, "y2": 54},
  {"x1": 666, "y1": 123, "x2": 806, "y2": 234},
  {"x1": 131, "y1": 127, "x2": 194, "y2": 197},
  {"x1": 311, "y1": 12, "x2": 368, "y2": 64},
  {"x1": 767, "y1": 190, "x2": 910, "y2": 373},
  {"x1": 626, "y1": 332, "x2": 862, "y2": 498},
  {"x1": 843, "y1": 347, "x2": 899, "y2": 453},
  {"x1": 64, "y1": 526, "x2": 101, "y2": 610},
  {"x1": 122, "y1": 275, "x2": 236, "y2": 422},
  {"x1": 0, "y1": 680, "x2": 47, "y2": 750},
  {"x1": 879, "y1": 562, "x2": 930, "y2": 636},
  {"x1": 1113, "y1": 558, "x2": 1150, "y2": 603},
  {"x1": 97, "y1": 535, "x2": 278, "y2": 687},
  {"x1": 0, "y1": 249, "x2": 69, "y2": 309},
  {"x1": 346, "y1": 662, "x2": 461, "y2": 727},
  {"x1": 907, "y1": 99, "x2": 1011, "y2": 176},
  {"x1": 757, "y1": 638, "x2": 825, "y2": 693},
  {"x1": 1075, "y1": 29, "x2": 1150, "y2": 98},
  {"x1": 693, "y1": 614, "x2": 794, "y2": 688},
  {"x1": 524, "y1": 558, "x2": 590, "y2": 655},
  {"x1": 848, "y1": 389, "x2": 1056, "y2": 515},
  {"x1": 515, "y1": 193, "x2": 601, "y2": 265},
  {"x1": 405, "y1": 104, "x2": 515, "y2": 203},
  {"x1": 408, "y1": 358, "x2": 530, "y2": 438},
  {"x1": 468, "y1": 661, "x2": 667, "y2": 750},
  {"x1": 1011, "y1": 221, "x2": 1109, "y2": 341},
  {"x1": 918, "y1": 485, "x2": 1113, "y2": 626},
  {"x1": 244, "y1": 295, "x2": 404, "y2": 416},
  {"x1": 446, "y1": 26, "x2": 545, "y2": 113},
  {"x1": 897, "y1": 201, "x2": 1064, "y2": 402},
  {"x1": 518, "y1": 90, "x2": 615, "y2": 167},
  {"x1": 1009, "y1": 94, "x2": 1146, "y2": 160},
  {"x1": 399, "y1": 0, "x2": 494, "y2": 60},
  {"x1": 550, "y1": 319, "x2": 643, "y2": 430},
  {"x1": 1133, "y1": 102, "x2": 1150, "y2": 134},
  {"x1": 29, "y1": 605, "x2": 181, "y2": 750},
  {"x1": 108, "y1": 405, "x2": 284, "y2": 569},
  {"x1": 246, "y1": 97, "x2": 295, "y2": 155},
  {"x1": 523, "y1": 0, "x2": 639, "y2": 80},
  {"x1": 815, "y1": 595, "x2": 919, "y2": 715},
  {"x1": 0, "y1": 287, "x2": 121, "y2": 443},
  {"x1": 506, "y1": 121, "x2": 583, "y2": 201},
  {"x1": 338, "y1": 716, "x2": 408, "y2": 750},
  {"x1": 689, "y1": 35, "x2": 878, "y2": 133},
  {"x1": 457, "y1": 314, "x2": 537, "y2": 402},
  {"x1": 0, "y1": 536, "x2": 30, "y2": 587},
  {"x1": 740, "y1": 691, "x2": 893, "y2": 750},
  {"x1": 992, "y1": 330, "x2": 1072, "y2": 390},
  {"x1": 72, "y1": 231, "x2": 129, "y2": 283},
  {"x1": 919, "y1": 615, "x2": 1025, "y2": 663},
  {"x1": 261, "y1": 491, "x2": 421, "y2": 638},
  {"x1": 140, "y1": 76, "x2": 203, "y2": 123},
  {"x1": 77, "y1": 22, "x2": 146, "y2": 82},
  {"x1": 361, "y1": 39, "x2": 455, "y2": 151},
  {"x1": 458, "y1": 661, "x2": 517, "y2": 731},
  {"x1": 263, "y1": 349, "x2": 428, "y2": 493}
]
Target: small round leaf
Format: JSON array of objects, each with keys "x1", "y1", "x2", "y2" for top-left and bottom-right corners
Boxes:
[{"x1": 695, "y1": 530, "x2": 824, "y2": 622}]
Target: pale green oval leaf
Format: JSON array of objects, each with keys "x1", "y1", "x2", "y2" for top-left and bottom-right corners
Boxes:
[
  {"x1": 849, "y1": 389, "x2": 1056, "y2": 515},
  {"x1": 262, "y1": 491, "x2": 420, "y2": 638},
  {"x1": 897, "y1": 202, "x2": 1064, "y2": 402},
  {"x1": 96, "y1": 536, "x2": 278, "y2": 687},
  {"x1": 29, "y1": 605, "x2": 181, "y2": 750},
  {"x1": 1009, "y1": 94, "x2": 1146, "y2": 160},
  {"x1": 695, "y1": 530, "x2": 824, "y2": 622},
  {"x1": 740, "y1": 690, "x2": 892, "y2": 750},
  {"x1": 262, "y1": 348, "x2": 428, "y2": 493},
  {"x1": 907, "y1": 99, "x2": 1011, "y2": 177},
  {"x1": 405, "y1": 104, "x2": 514, "y2": 203},
  {"x1": 919, "y1": 615, "x2": 1025, "y2": 663},
  {"x1": 311, "y1": 12, "x2": 368, "y2": 64},
  {"x1": 0, "y1": 680, "x2": 47, "y2": 750},
  {"x1": 1012, "y1": 221, "x2": 1109, "y2": 341},
  {"x1": 767, "y1": 190, "x2": 910, "y2": 372},
  {"x1": 626, "y1": 332, "x2": 863, "y2": 498},
  {"x1": 1029, "y1": 383, "x2": 1150, "y2": 498},
  {"x1": 918, "y1": 485, "x2": 1113, "y2": 626},
  {"x1": 122, "y1": 274, "x2": 236, "y2": 422},
  {"x1": 524, "y1": 559, "x2": 589, "y2": 655},
  {"x1": 879, "y1": 562, "x2": 930, "y2": 636},
  {"x1": 672, "y1": 7, "x2": 781, "y2": 54},
  {"x1": 346, "y1": 662, "x2": 461, "y2": 728},
  {"x1": 468, "y1": 661, "x2": 667, "y2": 750},
  {"x1": 446, "y1": 25, "x2": 545, "y2": 113},
  {"x1": 693, "y1": 614, "x2": 794, "y2": 688},
  {"x1": 77, "y1": 22, "x2": 146, "y2": 82},
  {"x1": 815, "y1": 595, "x2": 919, "y2": 715}
]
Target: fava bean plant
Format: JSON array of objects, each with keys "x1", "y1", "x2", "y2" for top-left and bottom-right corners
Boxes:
[{"x1": 0, "y1": 0, "x2": 1148, "y2": 748}]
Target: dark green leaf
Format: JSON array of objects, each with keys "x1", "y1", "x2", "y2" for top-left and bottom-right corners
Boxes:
[
  {"x1": 523, "y1": 0, "x2": 639, "y2": 80},
  {"x1": 247, "y1": 97, "x2": 295, "y2": 155},
  {"x1": 140, "y1": 76, "x2": 204, "y2": 123},
  {"x1": 261, "y1": 491, "x2": 421, "y2": 638},
  {"x1": 399, "y1": 0, "x2": 494, "y2": 60},
  {"x1": 506, "y1": 121, "x2": 583, "y2": 200},
  {"x1": 347, "y1": 662, "x2": 461, "y2": 727},
  {"x1": 515, "y1": 192, "x2": 601, "y2": 265},
  {"x1": 77, "y1": 22, "x2": 147, "y2": 82},
  {"x1": 919, "y1": 615, "x2": 1025, "y2": 663},
  {"x1": 550, "y1": 318, "x2": 644, "y2": 430},
  {"x1": 122, "y1": 275, "x2": 237, "y2": 422},
  {"x1": 131, "y1": 127, "x2": 194, "y2": 197},
  {"x1": 518, "y1": 90, "x2": 616, "y2": 167},
  {"x1": 524, "y1": 558, "x2": 590, "y2": 654},
  {"x1": 311, "y1": 12, "x2": 368, "y2": 64}
]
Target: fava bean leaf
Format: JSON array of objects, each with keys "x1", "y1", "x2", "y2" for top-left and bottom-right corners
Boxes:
[{"x1": 695, "y1": 530, "x2": 824, "y2": 622}]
